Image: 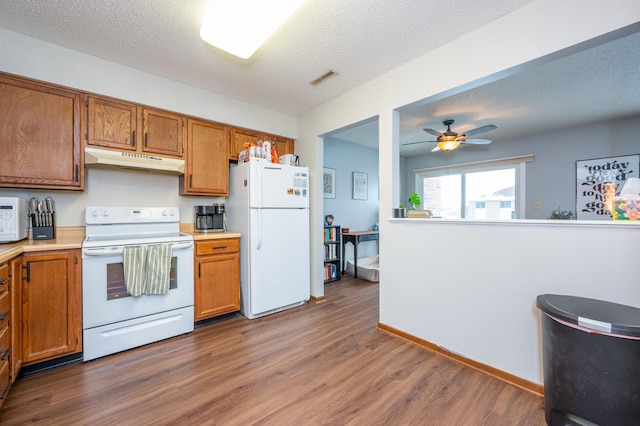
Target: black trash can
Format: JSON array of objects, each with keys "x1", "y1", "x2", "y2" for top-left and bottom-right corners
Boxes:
[{"x1": 537, "y1": 294, "x2": 640, "y2": 426}]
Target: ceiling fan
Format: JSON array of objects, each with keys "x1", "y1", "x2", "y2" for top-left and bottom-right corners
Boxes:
[{"x1": 404, "y1": 119, "x2": 497, "y2": 152}]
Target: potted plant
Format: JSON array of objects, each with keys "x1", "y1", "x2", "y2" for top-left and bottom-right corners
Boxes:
[
  {"x1": 549, "y1": 207, "x2": 574, "y2": 220},
  {"x1": 393, "y1": 204, "x2": 407, "y2": 218},
  {"x1": 406, "y1": 192, "x2": 432, "y2": 218},
  {"x1": 408, "y1": 192, "x2": 421, "y2": 210}
]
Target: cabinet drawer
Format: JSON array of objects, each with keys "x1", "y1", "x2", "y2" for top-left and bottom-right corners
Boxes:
[
  {"x1": 0, "y1": 324, "x2": 8, "y2": 359},
  {"x1": 196, "y1": 239, "x2": 239, "y2": 256},
  {"x1": 358, "y1": 234, "x2": 379, "y2": 242},
  {"x1": 0, "y1": 290, "x2": 9, "y2": 323},
  {"x1": 0, "y1": 263, "x2": 8, "y2": 287},
  {"x1": 0, "y1": 359, "x2": 9, "y2": 403}
]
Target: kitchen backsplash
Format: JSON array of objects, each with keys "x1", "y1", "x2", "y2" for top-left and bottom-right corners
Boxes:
[{"x1": 0, "y1": 168, "x2": 225, "y2": 227}]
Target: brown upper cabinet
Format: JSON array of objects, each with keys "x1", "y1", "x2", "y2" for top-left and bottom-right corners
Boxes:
[
  {"x1": 262, "y1": 134, "x2": 295, "y2": 157},
  {"x1": 228, "y1": 129, "x2": 295, "y2": 161},
  {"x1": 0, "y1": 73, "x2": 84, "y2": 190},
  {"x1": 87, "y1": 95, "x2": 184, "y2": 158},
  {"x1": 180, "y1": 118, "x2": 229, "y2": 196},
  {"x1": 229, "y1": 127, "x2": 261, "y2": 161}
]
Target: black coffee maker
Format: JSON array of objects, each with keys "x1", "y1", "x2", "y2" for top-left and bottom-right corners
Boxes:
[{"x1": 194, "y1": 204, "x2": 225, "y2": 232}]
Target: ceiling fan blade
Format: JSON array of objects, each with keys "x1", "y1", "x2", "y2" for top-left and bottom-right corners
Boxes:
[
  {"x1": 461, "y1": 138, "x2": 493, "y2": 145},
  {"x1": 402, "y1": 140, "x2": 436, "y2": 146},
  {"x1": 423, "y1": 128, "x2": 442, "y2": 137},
  {"x1": 461, "y1": 124, "x2": 497, "y2": 137}
]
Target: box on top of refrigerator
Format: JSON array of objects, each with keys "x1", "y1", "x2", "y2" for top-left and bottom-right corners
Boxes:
[{"x1": 279, "y1": 154, "x2": 299, "y2": 166}]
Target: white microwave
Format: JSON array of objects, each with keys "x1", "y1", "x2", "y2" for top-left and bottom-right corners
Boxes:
[{"x1": 0, "y1": 197, "x2": 28, "y2": 243}]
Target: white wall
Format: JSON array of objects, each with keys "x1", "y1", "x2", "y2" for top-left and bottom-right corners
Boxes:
[
  {"x1": 297, "y1": 0, "x2": 640, "y2": 386},
  {"x1": 384, "y1": 219, "x2": 640, "y2": 384},
  {"x1": 324, "y1": 138, "x2": 379, "y2": 261},
  {"x1": 0, "y1": 28, "x2": 299, "y2": 226}
]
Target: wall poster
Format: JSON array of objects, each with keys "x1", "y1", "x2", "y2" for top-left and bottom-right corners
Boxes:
[
  {"x1": 576, "y1": 154, "x2": 639, "y2": 220},
  {"x1": 352, "y1": 172, "x2": 368, "y2": 200},
  {"x1": 323, "y1": 168, "x2": 336, "y2": 199}
]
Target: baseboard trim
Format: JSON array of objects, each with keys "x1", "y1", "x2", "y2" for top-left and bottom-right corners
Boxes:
[
  {"x1": 377, "y1": 322, "x2": 544, "y2": 397},
  {"x1": 310, "y1": 295, "x2": 327, "y2": 304}
]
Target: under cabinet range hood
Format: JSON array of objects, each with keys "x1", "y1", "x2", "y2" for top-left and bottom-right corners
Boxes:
[{"x1": 84, "y1": 147, "x2": 185, "y2": 174}]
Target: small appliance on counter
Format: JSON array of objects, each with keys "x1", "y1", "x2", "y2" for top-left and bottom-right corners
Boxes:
[
  {"x1": 0, "y1": 196, "x2": 28, "y2": 243},
  {"x1": 194, "y1": 203, "x2": 226, "y2": 232},
  {"x1": 28, "y1": 196, "x2": 56, "y2": 240}
]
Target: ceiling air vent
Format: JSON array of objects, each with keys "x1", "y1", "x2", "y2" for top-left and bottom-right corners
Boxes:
[{"x1": 310, "y1": 70, "x2": 338, "y2": 86}]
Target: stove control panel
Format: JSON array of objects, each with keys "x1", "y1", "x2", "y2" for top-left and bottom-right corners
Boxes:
[{"x1": 86, "y1": 206, "x2": 179, "y2": 225}]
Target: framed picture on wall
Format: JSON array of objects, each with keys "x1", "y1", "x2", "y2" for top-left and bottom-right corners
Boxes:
[
  {"x1": 575, "y1": 154, "x2": 639, "y2": 220},
  {"x1": 352, "y1": 172, "x2": 368, "y2": 200},
  {"x1": 323, "y1": 167, "x2": 336, "y2": 198}
]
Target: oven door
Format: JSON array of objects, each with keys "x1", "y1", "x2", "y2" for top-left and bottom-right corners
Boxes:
[{"x1": 82, "y1": 241, "x2": 194, "y2": 329}]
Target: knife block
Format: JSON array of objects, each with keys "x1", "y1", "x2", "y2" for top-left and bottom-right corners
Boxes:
[{"x1": 31, "y1": 213, "x2": 55, "y2": 240}]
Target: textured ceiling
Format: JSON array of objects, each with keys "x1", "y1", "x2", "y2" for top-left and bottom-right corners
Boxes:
[{"x1": 0, "y1": 0, "x2": 534, "y2": 116}]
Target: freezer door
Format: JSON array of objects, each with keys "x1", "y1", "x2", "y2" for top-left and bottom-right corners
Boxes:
[
  {"x1": 247, "y1": 208, "x2": 310, "y2": 317},
  {"x1": 248, "y1": 160, "x2": 309, "y2": 208}
]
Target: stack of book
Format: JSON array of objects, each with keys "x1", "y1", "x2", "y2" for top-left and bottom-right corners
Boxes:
[
  {"x1": 324, "y1": 263, "x2": 339, "y2": 281},
  {"x1": 324, "y1": 227, "x2": 338, "y2": 242},
  {"x1": 324, "y1": 243, "x2": 338, "y2": 260}
]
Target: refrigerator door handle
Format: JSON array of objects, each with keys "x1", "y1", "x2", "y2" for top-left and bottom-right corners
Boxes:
[
  {"x1": 256, "y1": 208, "x2": 262, "y2": 250},
  {"x1": 255, "y1": 162, "x2": 262, "y2": 209},
  {"x1": 254, "y1": 163, "x2": 263, "y2": 250}
]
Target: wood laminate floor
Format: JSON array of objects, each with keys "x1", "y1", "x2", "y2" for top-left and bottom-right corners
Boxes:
[{"x1": 0, "y1": 275, "x2": 545, "y2": 425}]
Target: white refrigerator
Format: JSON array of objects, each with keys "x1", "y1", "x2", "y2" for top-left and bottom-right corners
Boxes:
[{"x1": 227, "y1": 158, "x2": 310, "y2": 319}]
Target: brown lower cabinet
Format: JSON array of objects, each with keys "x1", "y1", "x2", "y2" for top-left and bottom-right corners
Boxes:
[
  {"x1": 194, "y1": 238, "x2": 240, "y2": 321},
  {"x1": 0, "y1": 261, "x2": 10, "y2": 407},
  {"x1": 9, "y1": 256, "x2": 23, "y2": 383},
  {"x1": 22, "y1": 250, "x2": 82, "y2": 364}
]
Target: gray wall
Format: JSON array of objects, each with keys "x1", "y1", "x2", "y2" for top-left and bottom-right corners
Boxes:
[
  {"x1": 323, "y1": 138, "x2": 379, "y2": 262},
  {"x1": 404, "y1": 114, "x2": 640, "y2": 219}
]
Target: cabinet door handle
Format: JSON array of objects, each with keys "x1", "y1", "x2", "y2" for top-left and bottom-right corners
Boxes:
[
  {"x1": 0, "y1": 278, "x2": 8, "y2": 285},
  {"x1": 132, "y1": 130, "x2": 136, "y2": 147},
  {"x1": 144, "y1": 132, "x2": 148, "y2": 148},
  {"x1": 23, "y1": 262, "x2": 30, "y2": 283},
  {"x1": 0, "y1": 384, "x2": 10, "y2": 400},
  {"x1": 0, "y1": 348, "x2": 9, "y2": 361},
  {"x1": 0, "y1": 312, "x2": 9, "y2": 322}
]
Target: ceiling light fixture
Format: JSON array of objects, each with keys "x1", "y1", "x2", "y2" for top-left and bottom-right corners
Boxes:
[
  {"x1": 437, "y1": 139, "x2": 460, "y2": 151},
  {"x1": 200, "y1": 0, "x2": 304, "y2": 59}
]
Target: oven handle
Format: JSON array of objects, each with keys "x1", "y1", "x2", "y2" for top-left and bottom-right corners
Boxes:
[{"x1": 83, "y1": 241, "x2": 194, "y2": 257}]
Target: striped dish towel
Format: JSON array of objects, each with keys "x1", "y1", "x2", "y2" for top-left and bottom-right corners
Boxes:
[
  {"x1": 144, "y1": 243, "x2": 173, "y2": 295},
  {"x1": 123, "y1": 245, "x2": 147, "y2": 297}
]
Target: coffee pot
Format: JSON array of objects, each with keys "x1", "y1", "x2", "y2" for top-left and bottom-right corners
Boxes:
[{"x1": 194, "y1": 203, "x2": 225, "y2": 232}]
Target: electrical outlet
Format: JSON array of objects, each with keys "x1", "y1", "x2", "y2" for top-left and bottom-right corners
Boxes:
[{"x1": 534, "y1": 201, "x2": 541, "y2": 209}]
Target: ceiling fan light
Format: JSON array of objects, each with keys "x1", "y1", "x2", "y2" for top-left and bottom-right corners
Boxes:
[
  {"x1": 200, "y1": 0, "x2": 304, "y2": 59},
  {"x1": 437, "y1": 140, "x2": 460, "y2": 151}
]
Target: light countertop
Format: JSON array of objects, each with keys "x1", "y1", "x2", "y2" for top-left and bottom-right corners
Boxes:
[
  {"x1": 179, "y1": 223, "x2": 241, "y2": 240},
  {"x1": 0, "y1": 227, "x2": 86, "y2": 263},
  {"x1": 0, "y1": 225, "x2": 241, "y2": 263}
]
